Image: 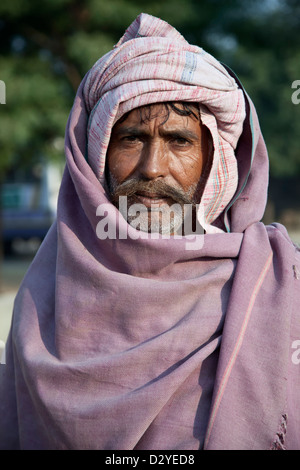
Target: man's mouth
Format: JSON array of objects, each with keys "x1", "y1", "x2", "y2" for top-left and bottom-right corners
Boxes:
[
  {"x1": 134, "y1": 191, "x2": 173, "y2": 208},
  {"x1": 107, "y1": 175, "x2": 197, "y2": 209}
]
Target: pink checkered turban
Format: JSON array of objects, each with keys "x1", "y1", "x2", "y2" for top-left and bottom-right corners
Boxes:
[{"x1": 83, "y1": 13, "x2": 246, "y2": 233}]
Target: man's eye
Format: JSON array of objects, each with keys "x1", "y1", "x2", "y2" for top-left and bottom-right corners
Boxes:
[
  {"x1": 172, "y1": 137, "x2": 190, "y2": 146},
  {"x1": 122, "y1": 135, "x2": 139, "y2": 143}
]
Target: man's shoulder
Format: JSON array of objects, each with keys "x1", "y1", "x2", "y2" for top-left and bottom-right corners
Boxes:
[{"x1": 266, "y1": 222, "x2": 300, "y2": 252}]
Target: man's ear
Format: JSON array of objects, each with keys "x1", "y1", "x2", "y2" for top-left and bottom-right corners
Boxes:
[{"x1": 192, "y1": 125, "x2": 213, "y2": 205}]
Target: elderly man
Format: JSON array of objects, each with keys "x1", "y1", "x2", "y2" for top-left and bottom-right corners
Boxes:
[
  {"x1": 0, "y1": 13, "x2": 300, "y2": 450},
  {"x1": 105, "y1": 102, "x2": 210, "y2": 236}
]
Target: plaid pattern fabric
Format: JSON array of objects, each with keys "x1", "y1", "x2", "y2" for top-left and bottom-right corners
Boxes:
[{"x1": 83, "y1": 13, "x2": 246, "y2": 233}]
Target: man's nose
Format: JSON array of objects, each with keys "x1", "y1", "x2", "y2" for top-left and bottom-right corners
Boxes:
[{"x1": 137, "y1": 140, "x2": 169, "y2": 180}]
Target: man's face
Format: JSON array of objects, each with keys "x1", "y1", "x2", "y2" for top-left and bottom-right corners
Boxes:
[{"x1": 106, "y1": 103, "x2": 210, "y2": 234}]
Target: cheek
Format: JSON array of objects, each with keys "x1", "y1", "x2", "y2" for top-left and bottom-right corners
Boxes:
[
  {"x1": 106, "y1": 150, "x2": 136, "y2": 183},
  {"x1": 170, "y1": 154, "x2": 204, "y2": 190}
]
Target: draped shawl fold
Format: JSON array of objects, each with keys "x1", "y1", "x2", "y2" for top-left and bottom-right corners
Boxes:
[{"x1": 1, "y1": 13, "x2": 300, "y2": 450}]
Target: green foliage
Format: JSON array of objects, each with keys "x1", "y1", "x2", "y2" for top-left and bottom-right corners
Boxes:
[
  {"x1": 216, "y1": 1, "x2": 300, "y2": 177},
  {"x1": 0, "y1": 0, "x2": 299, "y2": 177}
]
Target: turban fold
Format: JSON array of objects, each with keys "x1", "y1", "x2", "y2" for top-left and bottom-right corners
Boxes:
[{"x1": 83, "y1": 13, "x2": 246, "y2": 233}]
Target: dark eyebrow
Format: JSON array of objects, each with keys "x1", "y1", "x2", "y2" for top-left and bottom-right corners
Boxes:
[
  {"x1": 159, "y1": 128, "x2": 200, "y2": 141},
  {"x1": 112, "y1": 126, "x2": 199, "y2": 141},
  {"x1": 112, "y1": 126, "x2": 148, "y2": 138}
]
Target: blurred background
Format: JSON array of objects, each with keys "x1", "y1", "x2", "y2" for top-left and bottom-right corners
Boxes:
[{"x1": 0, "y1": 0, "x2": 300, "y2": 344}]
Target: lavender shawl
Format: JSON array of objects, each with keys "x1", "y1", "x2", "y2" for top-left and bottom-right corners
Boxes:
[{"x1": 1, "y1": 14, "x2": 300, "y2": 450}]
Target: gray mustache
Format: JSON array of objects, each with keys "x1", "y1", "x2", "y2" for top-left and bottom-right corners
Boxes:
[{"x1": 109, "y1": 178, "x2": 197, "y2": 206}]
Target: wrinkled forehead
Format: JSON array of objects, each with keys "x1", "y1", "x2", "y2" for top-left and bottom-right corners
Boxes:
[{"x1": 114, "y1": 102, "x2": 201, "y2": 128}]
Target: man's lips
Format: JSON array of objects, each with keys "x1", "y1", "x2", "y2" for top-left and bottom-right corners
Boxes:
[{"x1": 133, "y1": 192, "x2": 172, "y2": 208}]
